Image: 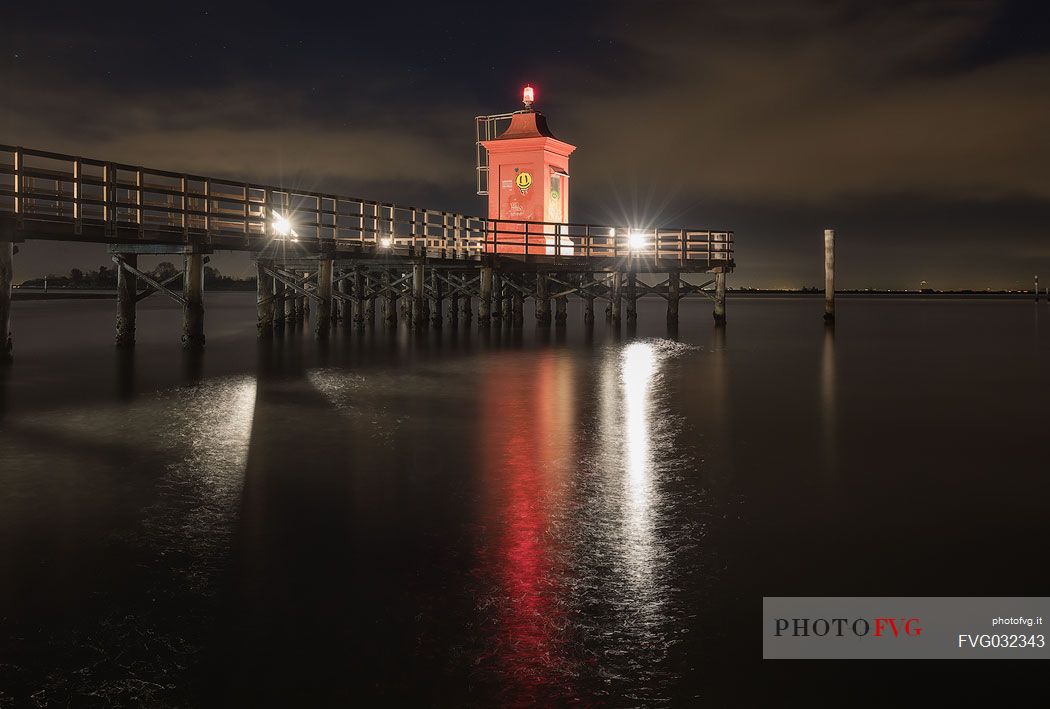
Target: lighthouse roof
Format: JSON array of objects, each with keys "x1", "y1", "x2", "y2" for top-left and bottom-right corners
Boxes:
[{"x1": 493, "y1": 111, "x2": 558, "y2": 140}]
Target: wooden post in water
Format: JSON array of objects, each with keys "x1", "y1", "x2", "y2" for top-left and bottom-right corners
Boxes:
[
  {"x1": 460, "y1": 274, "x2": 472, "y2": 322},
  {"x1": 536, "y1": 273, "x2": 551, "y2": 324},
  {"x1": 315, "y1": 258, "x2": 333, "y2": 339},
  {"x1": 667, "y1": 271, "x2": 680, "y2": 324},
  {"x1": 301, "y1": 272, "x2": 310, "y2": 321},
  {"x1": 626, "y1": 271, "x2": 638, "y2": 324},
  {"x1": 713, "y1": 271, "x2": 727, "y2": 324},
  {"x1": 283, "y1": 274, "x2": 295, "y2": 327},
  {"x1": 182, "y1": 253, "x2": 205, "y2": 349},
  {"x1": 256, "y1": 259, "x2": 274, "y2": 338},
  {"x1": 479, "y1": 266, "x2": 493, "y2": 325},
  {"x1": 512, "y1": 287, "x2": 524, "y2": 324},
  {"x1": 583, "y1": 272, "x2": 595, "y2": 326},
  {"x1": 363, "y1": 271, "x2": 375, "y2": 327},
  {"x1": 383, "y1": 270, "x2": 397, "y2": 326},
  {"x1": 610, "y1": 271, "x2": 623, "y2": 323},
  {"x1": 824, "y1": 228, "x2": 835, "y2": 322},
  {"x1": 336, "y1": 270, "x2": 348, "y2": 324},
  {"x1": 431, "y1": 269, "x2": 444, "y2": 328},
  {"x1": 447, "y1": 272, "x2": 459, "y2": 326},
  {"x1": 273, "y1": 275, "x2": 286, "y2": 333},
  {"x1": 491, "y1": 272, "x2": 502, "y2": 322},
  {"x1": 1, "y1": 242, "x2": 14, "y2": 363},
  {"x1": 412, "y1": 262, "x2": 425, "y2": 328},
  {"x1": 116, "y1": 254, "x2": 138, "y2": 347}
]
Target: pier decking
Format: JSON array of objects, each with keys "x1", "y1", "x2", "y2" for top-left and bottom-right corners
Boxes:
[{"x1": 0, "y1": 145, "x2": 734, "y2": 355}]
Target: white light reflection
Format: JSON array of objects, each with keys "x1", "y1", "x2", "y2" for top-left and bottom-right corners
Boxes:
[{"x1": 620, "y1": 341, "x2": 658, "y2": 590}]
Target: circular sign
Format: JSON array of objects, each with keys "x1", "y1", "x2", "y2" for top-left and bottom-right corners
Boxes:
[
  {"x1": 515, "y1": 172, "x2": 533, "y2": 192},
  {"x1": 550, "y1": 189, "x2": 560, "y2": 201}
]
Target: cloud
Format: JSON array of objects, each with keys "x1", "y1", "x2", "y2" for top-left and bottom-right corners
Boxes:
[{"x1": 560, "y1": 0, "x2": 1050, "y2": 203}]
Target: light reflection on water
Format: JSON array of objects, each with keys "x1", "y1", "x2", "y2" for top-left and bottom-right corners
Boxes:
[{"x1": 473, "y1": 339, "x2": 700, "y2": 705}]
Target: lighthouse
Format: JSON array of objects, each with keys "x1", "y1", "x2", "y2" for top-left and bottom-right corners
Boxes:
[{"x1": 478, "y1": 86, "x2": 577, "y2": 254}]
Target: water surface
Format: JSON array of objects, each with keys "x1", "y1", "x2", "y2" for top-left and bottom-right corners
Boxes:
[{"x1": 1, "y1": 294, "x2": 1047, "y2": 705}]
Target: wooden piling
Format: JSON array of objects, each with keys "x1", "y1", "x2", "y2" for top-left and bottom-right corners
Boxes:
[
  {"x1": 412, "y1": 263, "x2": 425, "y2": 328},
  {"x1": 536, "y1": 273, "x2": 551, "y2": 324},
  {"x1": 447, "y1": 272, "x2": 460, "y2": 325},
  {"x1": 1, "y1": 242, "x2": 13, "y2": 363},
  {"x1": 383, "y1": 270, "x2": 397, "y2": 326},
  {"x1": 583, "y1": 272, "x2": 595, "y2": 326},
  {"x1": 363, "y1": 272, "x2": 375, "y2": 327},
  {"x1": 626, "y1": 271, "x2": 638, "y2": 324},
  {"x1": 116, "y1": 254, "x2": 138, "y2": 347},
  {"x1": 555, "y1": 293, "x2": 567, "y2": 325},
  {"x1": 479, "y1": 266, "x2": 493, "y2": 325},
  {"x1": 351, "y1": 268, "x2": 364, "y2": 327},
  {"x1": 667, "y1": 271, "x2": 680, "y2": 324},
  {"x1": 182, "y1": 253, "x2": 205, "y2": 349},
  {"x1": 315, "y1": 259, "x2": 333, "y2": 339},
  {"x1": 713, "y1": 271, "x2": 727, "y2": 324},
  {"x1": 512, "y1": 288, "x2": 524, "y2": 324},
  {"x1": 300, "y1": 272, "x2": 310, "y2": 322},
  {"x1": 256, "y1": 259, "x2": 274, "y2": 338},
  {"x1": 283, "y1": 275, "x2": 295, "y2": 326},
  {"x1": 824, "y1": 228, "x2": 835, "y2": 322},
  {"x1": 431, "y1": 269, "x2": 444, "y2": 328},
  {"x1": 273, "y1": 274, "x2": 286, "y2": 332},
  {"x1": 502, "y1": 277, "x2": 512, "y2": 320},
  {"x1": 610, "y1": 271, "x2": 623, "y2": 322},
  {"x1": 336, "y1": 270, "x2": 348, "y2": 323},
  {"x1": 460, "y1": 274, "x2": 472, "y2": 322},
  {"x1": 491, "y1": 272, "x2": 502, "y2": 321}
]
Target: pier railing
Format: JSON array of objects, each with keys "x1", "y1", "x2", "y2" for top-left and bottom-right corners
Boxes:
[{"x1": 0, "y1": 145, "x2": 733, "y2": 266}]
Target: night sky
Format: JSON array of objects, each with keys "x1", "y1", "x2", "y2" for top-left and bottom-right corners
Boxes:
[{"x1": 3, "y1": 0, "x2": 1048, "y2": 288}]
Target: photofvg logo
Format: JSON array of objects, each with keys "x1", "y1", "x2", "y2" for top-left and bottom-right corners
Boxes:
[
  {"x1": 774, "y1": 616, "x2": 922, "y2": 639},
  {"x1": 763, "y1": 597, "x2": 1050, "y2": 659}
]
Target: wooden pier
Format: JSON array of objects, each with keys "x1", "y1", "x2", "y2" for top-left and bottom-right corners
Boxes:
[{"x1": 0, "y1": 145, "x2": 734, "y2": 358}]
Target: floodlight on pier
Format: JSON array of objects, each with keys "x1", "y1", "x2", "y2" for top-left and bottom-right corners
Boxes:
[
  {"x1": 380, "y1": 237, "x2": 392, "y2": 249},
  {"x1": 272, "y1": 212, "x2": 293, "y2": 237},
  {"x1": 628, "y1": 229, "x2": 646, "y2": 251}
]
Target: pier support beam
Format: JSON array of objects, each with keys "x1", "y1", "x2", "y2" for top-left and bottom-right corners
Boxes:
[
  {"x1": 501, "y1": 276, "x2": 512, "y2": 320},
  {"x1": 536, "y1": 273, "x2": 551, "y2": 325},
  {"x1": 667, "y1": 271, "x2": 680, "y2": 324},
  {"x1": 383, "y1": 270, "x2": 397, "y2": 326},
  {"x1": 352, "y1": 268, "x2": 365, "y2": 327},
  {"x1": 555, "y1": 293, "x2": 567, "y2": 325},
  {"x1": 315, "y1": 259, "x2": 333, "y2": 339},
  {"x1": 583, "y1": 272, "x2": 595, "y2": 327},
  {"x1": 256, "y1": 260, "x2": 274, "y2": 338},
  {"x1": 283, "y1": 275, "x2": 295, "y2": 326},
  {"x1": 824, "y1": 228, "x2": 835, "y2": 322},
  {"x1": 460, "y1": 275, "x2": 472, "y2": 323},
  {"x1": 479, "y1": 266, "x2": 493, "y2": 326},
  {"x1": 1, "y1": 243, "x2": 14, "y2": 363},
  {"x1": 182, "y1": 254, "x2": 205, "y2": 349},
  {"x1": 116, "y1": 253, "x2": 138, "y2": 347},
  {"x1": 713, "y1": 272, "x2": 727, "y2": 324},
  {"x1": 610, "y1": 272, "x2": 622, "y2": 323},
  {"x1": 626, "y1": 271, "x2": 638, "y2": 324},
  {"x1": 512, "y1": 288, "x2": 524, "y2": 324},
  {"x1": 274, "y1": 275, "x2": 286, "y2": 332},
  {"x1": 412, "y1": 263, "x2": 425, "y2": 328},
  {"x1": 363, "y1": 272, "x2": 375, "y2": 327},
  {"x1": 431, "y1": 270, "x2": 444, "y2": 328},
  {"x1": 491, "y1": 272, "x2": 502, "y2": 321},
  {"x1": 336, "y1": 270, "x2": 348, "y2": 324}
]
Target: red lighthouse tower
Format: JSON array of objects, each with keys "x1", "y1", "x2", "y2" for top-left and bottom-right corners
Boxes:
[{"x1": 477, "y1": 86, "x2": 576, "y2": 254}]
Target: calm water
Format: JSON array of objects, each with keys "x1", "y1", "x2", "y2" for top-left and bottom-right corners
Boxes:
[{"x1": 1, "y1": 294, "x2": 1048, "y2": 705}]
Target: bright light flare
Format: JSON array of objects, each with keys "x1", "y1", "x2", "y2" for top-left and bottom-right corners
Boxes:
[
  {"x1": 628, "y1": 230, "x2": 647, "y2": 251},
  {"x1": 272, "y1": 212, "x2": 292, "y2": 237},
  {"x1": 380, "y1": 237, "x2": 392, "y2": 248}
]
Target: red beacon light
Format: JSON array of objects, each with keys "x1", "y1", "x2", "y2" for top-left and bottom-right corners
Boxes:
[{"x1": 522, "y1": 85, "x2": 535, "y2": 110}]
